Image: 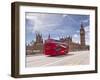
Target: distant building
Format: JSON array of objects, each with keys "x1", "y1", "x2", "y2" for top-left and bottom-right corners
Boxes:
[
  {"x1": 58, "y1": 23, "x2": 89, "y2": 51},
  {"x1": 26, "y1": 23, "x2": 89, "y2": 55},
  {"x1": 26, "y1": 32, "x2": 43, "y2": 55}
]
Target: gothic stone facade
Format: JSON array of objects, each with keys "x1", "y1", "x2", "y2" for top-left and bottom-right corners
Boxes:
[{"x1": 26, "y1": 24, "x2": 89, "y2": 55}]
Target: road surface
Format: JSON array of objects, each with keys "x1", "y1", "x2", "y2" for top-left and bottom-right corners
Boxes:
[{"x1": 26, "y1": 51, "x2": 89, "y2": 67}]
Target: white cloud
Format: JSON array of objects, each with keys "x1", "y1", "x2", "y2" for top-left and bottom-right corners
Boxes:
[
  {"x1": 62, "y1": 14, "x2": 68, "y2": 18},
  {"x1": 67, "y1": 15, "x2": 78, "y2": 25},
  {"x1": 72, "y1": 38, "x2": 80, "y2": 44},
  {"x1": 76, "y1": 30, "x2": 80, "y2": 33},
  {"x1": 84, "y1": 26, "x2": 89, "y2": 32},
  {"x1": 73, "y1": 34, "x2": 78, "y2": 38},
  {"x1": 72, "y1": 34, "x2": 80, "y2": 43},
  {"x1": 84, "y1": 26, "x2": 90, "y2": 45},
  {"x1": 81, "y1": 19, "x2": 89, "y2": 23},
  {"x1": 26, "y1": 13, "x2": 63, "y2": 33}
]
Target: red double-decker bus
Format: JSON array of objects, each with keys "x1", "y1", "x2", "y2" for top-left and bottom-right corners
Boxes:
[{"x1": 44, "y1": 39, "x2": 69, "y2": 56}]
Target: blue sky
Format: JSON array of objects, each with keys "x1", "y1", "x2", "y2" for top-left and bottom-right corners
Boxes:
[{"x1": 25, "y1": 12, "x2": 90, "y2": 45}]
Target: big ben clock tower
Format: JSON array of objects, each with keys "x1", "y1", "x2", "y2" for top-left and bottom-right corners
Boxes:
[{"x1": 80, "y1": 23, "x2": 85, "y2": 46}]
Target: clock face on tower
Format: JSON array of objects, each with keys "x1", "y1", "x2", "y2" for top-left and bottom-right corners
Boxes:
[{"x1": 80, "y1": 30, "x2": 84, "y2": 34}]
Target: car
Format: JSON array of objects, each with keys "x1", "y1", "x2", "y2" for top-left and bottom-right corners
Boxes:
[{"x1": 44, "y1": 39, "x2": 69, "y2": 56}]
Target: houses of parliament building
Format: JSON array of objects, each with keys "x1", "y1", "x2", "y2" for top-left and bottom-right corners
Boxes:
[{"x1": 26, "y1": 24, "x2": 89, "y2": 55}]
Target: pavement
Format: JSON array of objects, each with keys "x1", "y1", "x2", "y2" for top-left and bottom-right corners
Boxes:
[{"x1": 26, "y1": 51, "x2": 90, "y2": 67}]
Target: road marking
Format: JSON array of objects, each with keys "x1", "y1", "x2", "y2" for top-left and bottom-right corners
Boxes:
[{"x1": 41, "y1": 57, "x2": 68, "y2": 67}]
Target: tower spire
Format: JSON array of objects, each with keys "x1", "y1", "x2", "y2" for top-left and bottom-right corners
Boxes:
[
  {"x1": 81, "y1": 22, "x2": 84, "y2": 29},
  {"x1": 48, "y1": 34, "x2": 50, "y2": 39}
]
